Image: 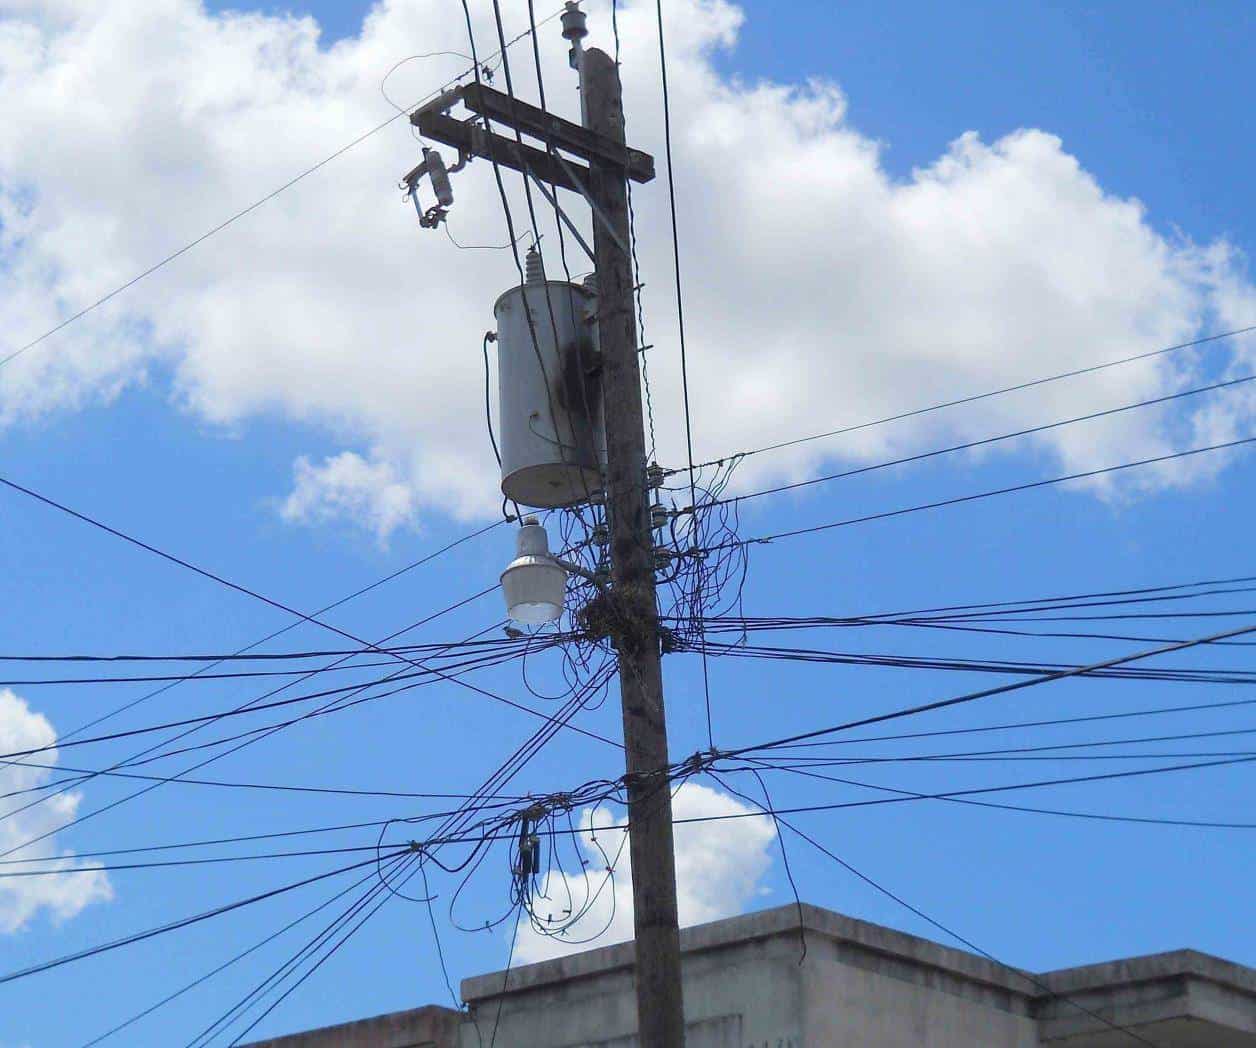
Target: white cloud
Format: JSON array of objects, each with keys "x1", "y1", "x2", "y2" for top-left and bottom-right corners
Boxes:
[
  {"x1": 0, "y1": 689, "x2": 112, "y2": 934},
  {"x1": 513, "y1": 781, "x2": 777, "y2": 964},
  {"x1": 280, "y1": 449, "x2": 418, "y2": 541},
  {"x1": 0, "y1": 0, "x2": 1253, "y2": 537}
]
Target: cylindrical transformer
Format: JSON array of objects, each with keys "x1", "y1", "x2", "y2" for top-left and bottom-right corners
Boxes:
[{"x1": 493, "y1": 259, "x2": 604, "y2": 508}]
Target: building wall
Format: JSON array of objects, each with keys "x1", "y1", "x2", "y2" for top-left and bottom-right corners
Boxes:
[
  {"x1": 800, "y1": 954, "x2": 1038, "y2": 1047},
  {"x1": 247, "y1": 905, "x2": 1256, "y2": 1048},
  {"x1": 244, "y1": 1004, "x2": 460, "y2": 1048},
  {"x1": 459, "y1": 905, "x2": 1044, "y2": 1048},
  {"x1": 459, "y1": 927, "x2": 807, "y2": 1047}
]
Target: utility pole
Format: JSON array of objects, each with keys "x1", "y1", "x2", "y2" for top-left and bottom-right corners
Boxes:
[
  {"x1": 408, "y1": 22, "x2": 686, "y2": 1046},
  {"x1": 584, "y1": 46, "x2": 687, "y2": 1047}
]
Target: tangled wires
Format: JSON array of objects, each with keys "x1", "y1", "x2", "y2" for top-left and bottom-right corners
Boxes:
[
  {"x1": 381, "y1": 774, "x2": 630, "y2": 947},
  {"x1": 378, "y1": 750, "x2": 724, "y2": 955},
  {"x1": 369, "y1": 461, "x2": 752, "y2": 951},
  {"x1": 656, "y1": 457, "x2": 750, "y2": 651},
  {"x1": 518, "y1": 458, "x2": 749, "y2": 662}
]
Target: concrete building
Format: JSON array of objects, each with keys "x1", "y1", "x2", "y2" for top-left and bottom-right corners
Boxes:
[{"x1": 246, "y1": 902, "x2": 1256, "y2": 1047}]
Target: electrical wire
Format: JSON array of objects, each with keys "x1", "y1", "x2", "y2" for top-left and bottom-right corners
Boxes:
[
  {"x1": 610, "y1": 0, "x2": 658, "y2": 461},
  {"x1": 0, "y1": 588, "x2": 496, "y2": 855},
  {"x1": 42, "y1": 523, "x2": 501, "y2": 773},
  {"x1": 190, "y1": 855, "x2": 419, "y2": 1046},
  {"x1": 0, "y1": 490, "x2": 605, "y2": 854},
  {"x1": 0, "y1": 630, "x2": 559, "y2": 762},
  {"x1": 0, "y1": 756, "x2": 536, "y2": 805},
  {"x1": 0, "y1": 843, "x2": 408, "y2": 879},
  {"x1": 723, "y1": 618, "x2": 1256, "y2": 759},
  {"x1": 681, "y1": 323, "x2": 1256, "y2": 472},
  {"x1": 713, "y1": 434, "x2": 1256, "y2": 550},
  {"x1": 712, "y1": 370, "x2": 1256, "y2": 508},
  {"x1": 769, "y1": 694, "x2": 1256, "y2": 752},
  {"x1": 649, "y1": 0, "x2": 714, "y2": 748},
  {"x1": 0, "y1": 2, "x2": 580, "y2": 372},
  {"x1": 770, "y1": 817, "x2": 1161, "y2": 1047},
  {"x1": 684, "y1": 637, "x2": 1256, "y2": 686},
  {"x1": 465, "y1": 0, "x2": 586, "y2": 502},
  {"x1": 746, "y1": 760, "x2": 1256, "y2": 831},
  {"x1": 0, "y1": 852, "x2": 408, "y2": 987},
  {"x1": 78, "y1": 855, "x2": 408, "y2": 1047},
  {"x1": 0, "y1": 598, "x2": 616, "y2": 870},
  {"x1": 483, "y1": 331, "x2": 505, "y2": 467}
]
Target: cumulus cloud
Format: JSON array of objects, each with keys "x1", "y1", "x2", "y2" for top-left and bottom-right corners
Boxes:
[
  {"x1": 0, "y1": 689, "x2": 112, "y2": 934},
  {"x1": 280, "y1": 449, "x2": 418, "y2": 541},
  {"x1": 0, "y1": 0, "x2": 1252, "y2": 536},
  {"x1": 513, "y1": 782, "x2": 777, "y2": 964}
]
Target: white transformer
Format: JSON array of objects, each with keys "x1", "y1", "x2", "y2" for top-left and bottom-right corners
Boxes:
[{"x1": 493, "y1": 252, "x2": 604, "y2": 508}]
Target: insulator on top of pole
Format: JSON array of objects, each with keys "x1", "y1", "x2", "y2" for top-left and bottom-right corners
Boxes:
[{"x1": 561, "y1": 1, "x2": 588, "y2": 71}]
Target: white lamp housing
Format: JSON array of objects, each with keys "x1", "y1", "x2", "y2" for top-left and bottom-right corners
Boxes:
[{"x1": 501, "y1": 518, "x2": 568, "y2": 624}]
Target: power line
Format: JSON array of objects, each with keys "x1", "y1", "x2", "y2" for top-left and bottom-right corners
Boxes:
[
  {"x1": 48, "y1": 523, "x2": 500, "y2": 754},
  {"x1": 79, "y1": 857, "x2": 405, "y2": 1047},
  {"x1": 0, "y1": 631, "x2": 536, "y2": 665},
  {"x1": 207, "y1": 857, "x2": 417, "y2": 1046},
  {"x1": 692, "y1": 573, "x2": 1256, "y2": 646},
  {"x1": 0, "y1": 117, "x2": 409, "y2": 372},
  {"x1": 0, "y1": 5, "x2": 578, "y2": 373},
  {"x1": 0, "y1": 843, "x2": 402, "y2": 879},
  {"x1": 0, "y1": 755, "x2": 535, "y2": 805},
  {"x1": 686, "y1": 637, "x2": 1256, "y2": 686},
  {"x1": 718, "y1": 435, "x2": 1255, "y2": 550},
  {"x1": 790, "y1": 572, "x2": 1256, "y2": 624},
  {"x1": 0, "y1": 470, "x2": 472, "y2": 659},
  {"x1": 724, "y1": 618, "x2": 1256, "y2": 759},
  {"x1": 0, "y1": 639, "x2": 529, "y2": 686},
  {"x1": 0, "y1": 474, "x2": 611, "y2": 770},
  {"x1": 0, "y1": 851, "x2": 408, "y2": 987},
  {"x1": 715, "y1": 370, "x2": 1256, "y2": 507},
  {"x1": 0, "y1": 818, "x2": 413, "y2": 865},
  {"x1": 767, "y1": 815, "x2": 1161, "y2": 1047},
  {"x1": 681, "y1": 323, "x2": 1256, "y2": 472},
  {"x1": 750, "y1": 760, "x2": 1256, "y2": 831},
  {"x1": 317, "y1": 749, "x2": 1256, "y2": 855},
  {"x1": 751, "y1": 694, "x2": 1256, "y2": 753},
  {"x1": 0, "y1": 629, "x2": 615, "y2": 784},
  {"x1": 649, "y1": 0, "x2": 714, "y2": 752},
  {"x1": 0, "y1": 637, "x2": 557, "y2": 762},
  {"x1": 771, "y1": 750, "x2": 1256, "y2": 764},
  {"x1": 0, "y1": 585, "x2": 501, "y2": 857},
  {"x1": 690, "y1": 754, "x2": 1256, "y2": 831},
  {"x1": 0, "y1": 605, "x2": 616, "y2": 869}
]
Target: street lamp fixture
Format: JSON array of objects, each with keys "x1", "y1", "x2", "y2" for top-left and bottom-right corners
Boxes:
[{"x1": 501, "y1": 517, "x2": 604, "y2": 624}]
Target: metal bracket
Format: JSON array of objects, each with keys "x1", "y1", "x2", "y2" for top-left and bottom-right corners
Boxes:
[
  {"x1": 555, "y1": 556, "x2": 610, "y2": 593},
  {"x1": 547, "y1": 149, "x2": 632, "y2": 258},
  {"x1": 521, "y1": 169, "x2": 598, "y2": 263}
]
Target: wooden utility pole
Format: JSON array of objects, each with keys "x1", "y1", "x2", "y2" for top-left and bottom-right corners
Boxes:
[
  {"x1": 585, "y1": 47, "x2": 687, "y2": 1047},
  {"x1": 411, "y1": 31, "x2": 685, "y2": 1047}
]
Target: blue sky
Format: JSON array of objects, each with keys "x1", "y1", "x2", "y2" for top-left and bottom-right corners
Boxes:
[{"x1": 1, "y1": 1, "x2": 1255, "y2": 1044}]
